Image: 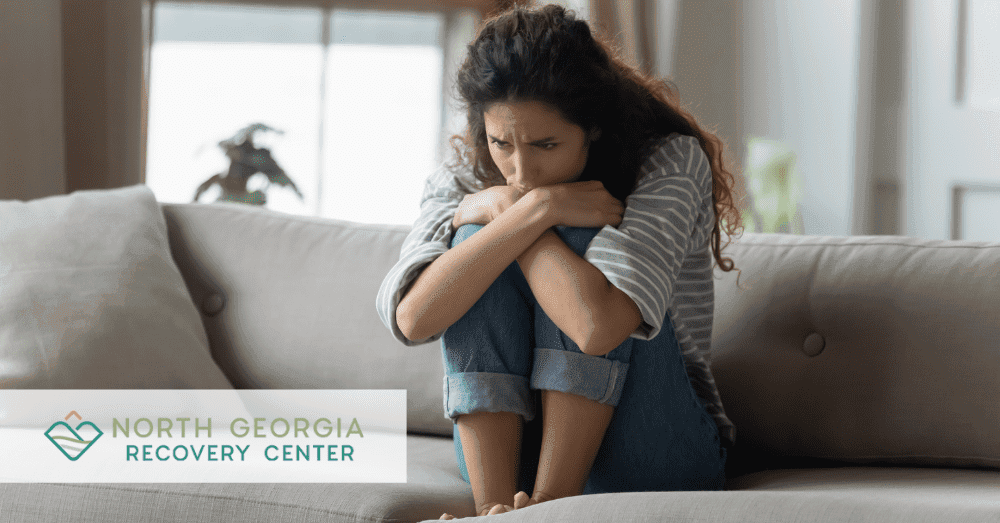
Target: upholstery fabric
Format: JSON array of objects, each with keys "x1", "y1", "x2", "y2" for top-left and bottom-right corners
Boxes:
[
  {"x1": 711, "y1": 233, "x2": 1000, "y2": 470},
  {"x1": 7, "y1": 466, "x2": 999, "y2": 523},
  {"x1": 160, "y1": 202, "x2": 453, "y2": 437},
  {"x1": 0, "y1": 186, "x2": 232, "y2": 392},
  {"x1": 414, "y1": 480, "x2": 1000, "y2": 523},
  {"x1": 6, "y1": 202, "x2": 997, "y2": 523},
  {"x1": 0, "y1": 434, "x2": 475, "y2": 523}
]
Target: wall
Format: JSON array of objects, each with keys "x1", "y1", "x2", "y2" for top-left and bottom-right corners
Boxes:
[
  {"x1": 659, "y1": 0, "x2": 745, "y2": 213},
  {"x1": 0, "y1": 0, "x2": 148, "y2": 201},
  {"x1": 855, "y1": 0, "x2": 908, "y2": 236},
  {"x1": 904, "y1": 0, "x2": 1000, "y2": 240},
  {"x1": 0, "y1": 0, "x2": 66, "y2": 201},
  {"x1": 740, "y1": 0, "x2": 862, "y2": 236},
  {"x1": 14, "y1": 0, "x2": 990, "y2": 239},
  {"x1": 0, "y1": 0, "x2": 147, "y2": 201},
  {"x1": 661, "y1": 0, "x2": 1000, "y2": 240},
  {"x1": 661, "y1": 0, "x2": 862, "y2": 237}
]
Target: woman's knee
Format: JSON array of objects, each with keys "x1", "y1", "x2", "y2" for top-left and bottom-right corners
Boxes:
[
  {"x1": 451, "y1": 223, "x2": 485, "y2": 248},
  {"x1": 553, "y1": 226, "x2": 603, "y2": 257}
]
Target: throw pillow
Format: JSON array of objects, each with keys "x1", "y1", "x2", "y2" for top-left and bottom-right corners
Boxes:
[{"x1": 0, "y1": 185, "x2": 233, "y2": 391}]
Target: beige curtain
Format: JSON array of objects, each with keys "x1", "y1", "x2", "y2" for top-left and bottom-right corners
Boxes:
[
  {"x1": 588, "y1": 0, "x2": 656, "y2": 75},
  {"x1": 61, "y1": 0, "x2": 149, "y2": 193},
  {"x1": 1, "y1": 0, "x2": 65, "y2": 200}
]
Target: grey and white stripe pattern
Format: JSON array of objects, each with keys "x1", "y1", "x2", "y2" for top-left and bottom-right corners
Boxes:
[
  {"x1": 582, "y1": 133, "x2": 734, "y2": 447},
  {"x1": 376, "y1": 133, "x2": 736, "y2": 448}
]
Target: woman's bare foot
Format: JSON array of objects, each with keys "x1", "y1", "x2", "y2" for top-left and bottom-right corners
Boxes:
[
  {"x1": 437, "y1": 492, "x2": 555, "y2": 519},
  {"x1": 438, "y1": 501, "x2": 515, "y2": 519},
  {"x1": 483, "y1": 504, "x2": 514, "y2": 515},
  {"x1": 514, "y1": 490, "x2": 559, "y2": 509},
  {"x1": 513, "y1": 491, "x2": 535, "y2": 509}
]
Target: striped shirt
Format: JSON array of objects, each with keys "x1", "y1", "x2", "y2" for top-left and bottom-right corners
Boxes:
[{"x1": 375, "y1": 132, "x2": 736, "y2": 448}]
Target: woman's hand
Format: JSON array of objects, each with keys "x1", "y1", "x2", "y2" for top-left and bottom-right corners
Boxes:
[
  {"x1": 452, "y1": 185, "x2": 523, "y2": 228},
  {"x1": 532, "y1": 180, "x2": 625, "y2": 229}
]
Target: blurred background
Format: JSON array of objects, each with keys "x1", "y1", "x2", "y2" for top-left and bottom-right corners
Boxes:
[{"x1": 2, "y1": 0, "x2": 998, "y2": 240}]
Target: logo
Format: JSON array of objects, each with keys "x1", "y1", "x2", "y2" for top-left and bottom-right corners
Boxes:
[{"x1": 44, "y1": 411, "x2": 103, "y2": 461}]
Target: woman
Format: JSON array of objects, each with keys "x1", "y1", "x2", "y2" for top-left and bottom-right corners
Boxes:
[{"x1": 376, "y1": 4, "x2": 743, "y2": 518}]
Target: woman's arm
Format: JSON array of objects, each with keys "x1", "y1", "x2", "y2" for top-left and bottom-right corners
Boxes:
[
  {"x1": 396, "y1": 189, "x2": 551, "y2": 342},
  {"x1": 447, "y1": 180, "x2": 640, "y2": 356},
  {"x1": 451, "y1": 200, "x2": 485, "y2": 229},
  {"x1": 516, "y1": 229, "x2": 643, "y2": 357}
]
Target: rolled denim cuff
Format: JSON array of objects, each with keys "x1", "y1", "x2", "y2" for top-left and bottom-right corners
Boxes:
[
  {"x1": 530, "y1": 348, "x2": 630, "y2": 407},
  {"x1": 444, "y1": 372, "x2": 536, "y2": 422}
]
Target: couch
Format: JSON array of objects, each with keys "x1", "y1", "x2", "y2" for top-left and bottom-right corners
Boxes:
[{"x1": 2, "y1": 185, "x2": 999, "y2": 522}]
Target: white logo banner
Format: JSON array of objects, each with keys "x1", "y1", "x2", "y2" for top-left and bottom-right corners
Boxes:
[{"x1": 0, "y1": 390, "x2": 406, "y2": 483}]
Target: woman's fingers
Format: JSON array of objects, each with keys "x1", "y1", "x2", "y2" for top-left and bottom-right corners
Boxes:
[{"x1": 541, "y1": 180, "x2": 626, "y2": 228}]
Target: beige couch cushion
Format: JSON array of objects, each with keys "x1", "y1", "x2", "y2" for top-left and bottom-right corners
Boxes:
[
  {"x1": 0, "y1": 185, "x2": 232, "y2": 391},
  {"x1": 4, "y1": 462, "x2": 999, "y2": 523},
  {"x1": 712, "y1": 233, "x2": 1000, "y2": 469},
  {"x1": 162, "y1": 203, "x2": 453, "y2": 436},
  {"x1": 0, "y1": 434, "x2": 476, "y2": 523}
]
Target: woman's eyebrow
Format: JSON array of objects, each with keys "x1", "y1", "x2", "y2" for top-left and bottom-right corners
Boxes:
[{"x1": 488, "y1": 134, "x2": 557, "y2": 143}]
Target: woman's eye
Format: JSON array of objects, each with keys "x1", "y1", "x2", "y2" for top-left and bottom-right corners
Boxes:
[{"x1": 489, "y1": 141, "x2": 556, "y2": 150}]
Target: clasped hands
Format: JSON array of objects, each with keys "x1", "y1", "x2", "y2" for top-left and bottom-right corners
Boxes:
[{"x1": 451, "y1": 181, "x2": 625, "y2": 230}]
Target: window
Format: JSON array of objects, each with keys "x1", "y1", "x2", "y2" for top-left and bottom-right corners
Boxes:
[{"x1": 146, "y1": 2, "x2": 473, "y2": 225}]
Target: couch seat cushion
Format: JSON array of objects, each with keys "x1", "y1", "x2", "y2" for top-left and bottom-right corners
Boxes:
[
  {"x1": 0, "y1": 434, "x2": 475, "y2": 523},
  {"x1": 421, "y1": 484, "x2": 1000, "y2": 523},
  {"x1": 727, "y1": 464, "x2": 1000, "y2": 493},
  {"x1": 7, "y1": 434, "x2": 999, "y2": 523},
  {"x1": 407, "y1": 466, "x2": 1000, "y2": 522}
]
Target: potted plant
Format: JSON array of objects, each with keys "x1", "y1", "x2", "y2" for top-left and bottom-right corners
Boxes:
[
  {"x1": 740, "y1": 137, "x2": 804, "y2": 234},
  {"x1": 193, "y1": 123, "x2": 303, "y2": 206}
]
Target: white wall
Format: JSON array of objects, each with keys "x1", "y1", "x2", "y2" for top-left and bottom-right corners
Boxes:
[
  {"x1": 661, "y1": 0, "x2": 861, "y2": 237},
  {"x1": 665, "y1": 0, "x2": 742, "y2": 187},
  {"x1": 740, "y1": 0, "x2": 862, "y2": 236},
  {"x1": 663, "y1": 0, "x2": 1000, "y2": 240},
  {"x1": 854, "y1": 0, "x2": 908, "y2": 236},
  {"x1": 903, "y1": 0, "x2": 1000, "y2": 240},
  {"x1": 0, "y1": 0, "x2": 65, "y2": 201}
]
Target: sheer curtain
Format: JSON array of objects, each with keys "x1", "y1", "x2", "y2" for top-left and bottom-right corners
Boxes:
[{"x1": 588, "y1": 0, "x2": 657, "y2": 75}]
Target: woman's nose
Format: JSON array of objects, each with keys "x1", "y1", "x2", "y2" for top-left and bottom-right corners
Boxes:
[{"x1": 509, "y1": 150, "x2": 534, "y2": 188}]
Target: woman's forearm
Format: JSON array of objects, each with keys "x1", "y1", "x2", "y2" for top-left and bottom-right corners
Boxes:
[
  {"x1": 516, "y1": 230, "x2": 642, "y2": 357},
  {"x1": 451, "y1": 193, "x2": 491, "y2": 228},
  {"x1": 397, "y1": 191, "x2": 552, "y2": 342}
]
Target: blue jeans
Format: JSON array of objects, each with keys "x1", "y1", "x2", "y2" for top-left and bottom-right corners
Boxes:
[{"x1": 443, "y1": 224, "x2": 727, "y2": 494}]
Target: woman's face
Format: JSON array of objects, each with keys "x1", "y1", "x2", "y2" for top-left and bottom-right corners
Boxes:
[{"x1": 483, "y1": 99, "x2": 596, "y2": 197}]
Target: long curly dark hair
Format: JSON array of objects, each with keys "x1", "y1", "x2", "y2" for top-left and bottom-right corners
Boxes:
[{"x1": 447, "y1": 3, "x2": 744, "y2": 275}]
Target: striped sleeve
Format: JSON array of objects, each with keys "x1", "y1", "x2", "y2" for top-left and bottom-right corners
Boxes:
[
  {"x1": 375, "y1": 166, "x2": 477, "y2": 346},
  {"x1": 584, "y1": 134, "x2": 713, "y2": 341}
]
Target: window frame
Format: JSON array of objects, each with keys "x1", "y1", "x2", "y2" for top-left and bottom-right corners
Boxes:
[
  {"x1": 145, "y1": 0, "x2": 487, "y2": 223},
  {"x1": 152, "y1": 0, "x2": 510, "y2": 17}
]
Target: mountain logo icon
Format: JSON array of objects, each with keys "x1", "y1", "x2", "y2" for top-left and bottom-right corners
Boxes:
[{"x1": 44, "y1": 411, "x2": 103, "y2": 461}]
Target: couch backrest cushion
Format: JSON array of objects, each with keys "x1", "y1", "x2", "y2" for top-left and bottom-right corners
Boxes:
[
  {"x1": 712, "y1": 233, "x2": 1000, "y2": 469},
  {"x1": 161, "y1": 202, "x2": 453, "y2": 437}
]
